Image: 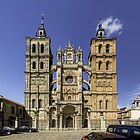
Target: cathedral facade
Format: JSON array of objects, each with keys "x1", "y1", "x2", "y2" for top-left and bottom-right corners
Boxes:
[{"x1": 24, "y1": 17, "x2": 118, "y2": 130}]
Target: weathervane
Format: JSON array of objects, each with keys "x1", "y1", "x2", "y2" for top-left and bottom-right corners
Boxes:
[
  {"x1": 41, "y1": 13, "x2": 44, "y2": 25},
  {"x1": 99, "y1": 17, "x2": 102, "y2": 25}
]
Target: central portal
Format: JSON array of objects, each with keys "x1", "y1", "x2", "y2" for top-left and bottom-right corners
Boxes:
[
  {"x1": 66, "y1": 116, "x2": 73, "y2": 127},
  {"x1": 62, "y1": 105, "x2": 75, "y2": 128}
]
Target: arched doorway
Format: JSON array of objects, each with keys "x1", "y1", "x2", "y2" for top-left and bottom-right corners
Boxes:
[
  {"x1": 50, "y1": 107, "x2": 56, "y2": 128},
  {"x1": 62, "y1": 105, "x2": 75, "y2": 128},
  {"x1": 9, "y1": 117, "x2": 15, "y2": 127},
  {"x1": 52, "y1": 119, "x2": 56, "y2": 127},
  {"x1": 66, "y1": 116, "x2": 73, "y2": 128},
  {"x1": 84, "y1": 119, "x2": 88, "y2": 128}
]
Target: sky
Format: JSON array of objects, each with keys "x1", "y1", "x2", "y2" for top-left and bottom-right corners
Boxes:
[{"x1": 0, "y1": 0, "x2": 140, "y2": 108}]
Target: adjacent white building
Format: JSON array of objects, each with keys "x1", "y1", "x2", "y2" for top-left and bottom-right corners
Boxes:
[{"x1": 118, "y1": 95, "x2": 140, "y2": 125}]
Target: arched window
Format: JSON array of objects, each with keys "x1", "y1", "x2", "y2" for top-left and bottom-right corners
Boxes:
[
  {"x1": 98, "y1": 81, "x2": 101, "y2": 87},
  {"x1": 40, "y1": 62, "x2": 44, "y2": 69},
  {"x1": 67, "y1": 53, "x2": 72, "y2": 59},
  {"x1": 39, "y1": 99, "x2": 42, "y2": 108},
  {"x1": 20, "y1": 109, "x2": 22, "y2": 115},
  {"x1": 106, "y1": 44, "x2": 110, "y2": 53},
  {"x1": 106, "y1": 61, "x2": 110, "y2": 70},
  {"x1": 68, "y1": 96, "x2": 71, "y2": 100},
  {"x1": 32, "y1": 61, "x2": 36, "y2": 69},
  {"x1": 32, "y1": 99, "x2": 36, "y2": 108},
  {"x1": 32, "y1": 44, "x2": 36, "y2": 53},
  {"x1": 41, "y1": 44, "x2": 44, "y2": 53},
  {"x1": 98, "y1": 44, "x2": 102, "y2": 53},
  {"x1": 78, "y1": 53, "x2": 82, "y2": 62},
  {"x1": 11, "y1": 106, "x2": 15, "y2": 114},
  {"x1": 98, "y1": 61, "x2": 102, "y2": 70},
  {"x1": 99, "y1": 100, "x2": 102, "y2": 109},
  {"x1": 106, "y1": 100, "x2": 109, "y2": 110},
  {"x1": 40, "y1": 31, "x2": 42, "y2": 36},
  {"x1": 137, "y1": 102, "x2": 139, "y2": 107},
  {"x1": 100, "y1": 32, "x2": 102, "y2": 37},
  {"x1": 52, "y1": 119, "x2": 56, "y2": 127},
  {"x1": 58, "y1": 54, "x2": 61, "y2": 61}
]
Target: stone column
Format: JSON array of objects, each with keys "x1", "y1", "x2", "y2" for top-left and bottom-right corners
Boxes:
[
  {"x1": 88, "y1": 114, "x2": 91, "y2": 129},
  {"x1": 46, "y1": 112, "x2": 50, "y2": 130},
  {"x1": 64, "y1": 116, "x2": 66, "y2": 128},
  {"x1": 59, "y1": 114, "x2": 62, "y2": 130},
  {"x1": 100, "y1": 116, "x2": 106, "y2": 130},
  {"x1": 56, "y1": 115, "x2": 58, "y2": 130},
  {"x1": 75, "y1": 115, "x2": 78, "y2": 130},
  {"x1": 75, "y1": 109, "x2": 78, "y2": 130},
  {"x1": 15, "y1": 117, "x2": 18, "y2": 128},
  {"x1": 34, "y1": 114, "x2": 38, "y2": 129},
  {"x1": 88, "y1": 109, "x2": 91, "y2": 129},
  {"x1": 34, "y1": 109, "x2": 39, "y2": 129}
]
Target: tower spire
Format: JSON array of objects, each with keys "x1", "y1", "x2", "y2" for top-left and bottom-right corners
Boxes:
[
  {"x1": 96, "y1": 18, "x2": 106, "y2": 39},
  {"x1": 41, "y1": 13, "x2": 44, "y2": 27},
  {"x1": 99, "y1": 17, "x2": 102, "y2": 24},
  {"x1": 99, "y1": 17, "x2": 102, "y2": 29},
  {"x1": 36, "y1": 14, "x2": 46, "y2": 38}
]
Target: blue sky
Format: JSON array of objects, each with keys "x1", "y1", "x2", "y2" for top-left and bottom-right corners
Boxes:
[{"x1": 0, "y1": 0, "x2": 140, "y2": 107}]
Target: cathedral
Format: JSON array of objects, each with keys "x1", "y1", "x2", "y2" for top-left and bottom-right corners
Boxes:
[{"x1": 24, "y1": 16, "x2": 118, "y2": 130}]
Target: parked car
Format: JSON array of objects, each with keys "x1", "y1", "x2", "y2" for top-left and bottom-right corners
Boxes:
[
  {"x1": 107, "y1": 125, "x2": 140, "y2": 140},
  {"x1": 18, "y1": 126, "x2": 38, "y2": 132},
  {"x1": 2, "y1": 126, "x2": 17, "y2": 135},
  {"x1": 81, "y1": 132, "x2": 127, "y2": 140},
  {"x1": 0, "y1": 128, "x2": 3, "y2": 136}
]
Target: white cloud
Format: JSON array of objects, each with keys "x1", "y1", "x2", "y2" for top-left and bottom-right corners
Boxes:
[
  {"x1": 128, "y1": 84, "x2": 140, "y2": 99},
  {"x1": 97, "y1": 16, "x2": 123, "y2": 37},
  {"x1": 118, "y1": 83, "x2": 140, "y2": 108}
]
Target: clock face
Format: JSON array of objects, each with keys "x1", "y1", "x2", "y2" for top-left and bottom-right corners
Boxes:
[{"x1": 65, "y1": 76, "x2": 73, "y2": 84}]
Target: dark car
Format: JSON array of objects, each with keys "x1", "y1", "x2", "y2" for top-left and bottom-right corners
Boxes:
[
  {"x1": 0, "y1": 128, "x2": 4, "y2": 136},
  {"x1": 3, "y1": 126, "x2": 17, "y2": 135},
  {"x1": 107, "y1": 125, "x2": 140, "y2": 140},
  {"x1": 18, "y1": 126, "x2": 38, "y2": 132},
  {"x1": 81, "y1": 132, "x2": 127, "y2": 140}
]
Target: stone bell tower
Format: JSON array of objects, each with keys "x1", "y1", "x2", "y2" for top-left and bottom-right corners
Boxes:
[
  {"x1": 88, "y1": 22, "x2": 117, "y2": 127},
  {"x1": 24, "y1": 15, "x2": 53, "y2": 129}
]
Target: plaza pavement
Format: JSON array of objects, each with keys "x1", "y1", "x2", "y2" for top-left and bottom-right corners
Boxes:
[{"x1": 0, "y1": 130, "x2": 95, "y2": 140}]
